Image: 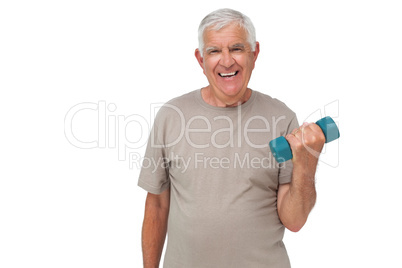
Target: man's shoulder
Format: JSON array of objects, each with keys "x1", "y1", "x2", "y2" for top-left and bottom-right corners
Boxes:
[
  {"x1": 154, "y1": 89, "x2": 200, "y2": 123},
  {"x1": 165, "y1": 89, "x2": 199, "y2": 108},
  {"x1": 252, "y1": 90, "x2": 296, "y2": 117}
]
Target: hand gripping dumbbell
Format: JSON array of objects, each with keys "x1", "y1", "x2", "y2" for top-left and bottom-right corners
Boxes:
[{"x1": 269, "y1": 116, "x2": 340, "y2": 163}]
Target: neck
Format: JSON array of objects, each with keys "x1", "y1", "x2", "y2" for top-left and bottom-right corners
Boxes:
[{"x1": 201, "y1": 87, "x2": 251, "y2": 108}]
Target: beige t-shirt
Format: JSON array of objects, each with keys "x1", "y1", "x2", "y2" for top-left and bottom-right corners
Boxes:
[{"x1": 138, "y1": 89, "x2": 299, "y2": 268}]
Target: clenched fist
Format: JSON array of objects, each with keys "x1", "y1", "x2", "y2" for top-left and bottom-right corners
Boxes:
[{"x1": 285, "y1": 122, "x2": 326, "y2": 175}]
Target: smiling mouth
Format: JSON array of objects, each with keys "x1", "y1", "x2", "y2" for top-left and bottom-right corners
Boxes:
[{"x1": 218, "y1": 71, "x2": 239, "y2": 78}]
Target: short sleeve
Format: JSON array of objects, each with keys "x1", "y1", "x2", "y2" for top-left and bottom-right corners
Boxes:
[
  {"x1": 278, "y1": 115, "x2": 299, "y2": 184},
  {"x1": 137, "y1": 116, "x2": 170, "y2": 195}
]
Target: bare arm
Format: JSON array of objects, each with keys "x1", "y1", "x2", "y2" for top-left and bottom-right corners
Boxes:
[
  {"x1": 277, "y1": 122, "x2": 325, "y2": 232},
  {"x1": 142, "y1": 188, "x2": 170, "y2": 268}
]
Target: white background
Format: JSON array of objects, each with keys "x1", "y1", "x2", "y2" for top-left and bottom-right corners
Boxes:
[{"x1": 1, "y1": 0, "x2": 401, "y2": 267}]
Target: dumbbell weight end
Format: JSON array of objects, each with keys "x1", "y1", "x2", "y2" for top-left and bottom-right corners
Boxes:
[{"x1": 269, "y1": 116, "x2": 340, "y2": 163}]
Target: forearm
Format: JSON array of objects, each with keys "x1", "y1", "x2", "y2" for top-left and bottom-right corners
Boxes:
[
  {"x1": 278, "y1": 123, "x2": 325, "y2": 232},
  {"x1": 278, "y1": 165, "x2": 317, "y2": 232},
  {"x1": 142, "y1": 205, "x2": 169, "y2": 268}
]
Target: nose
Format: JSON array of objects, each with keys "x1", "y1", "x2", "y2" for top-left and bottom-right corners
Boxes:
[{"x1": 219, "y1": 49, "x2": 235, "y2": 68}]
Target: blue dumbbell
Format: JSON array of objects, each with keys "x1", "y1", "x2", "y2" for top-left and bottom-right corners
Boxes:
[{"x1": 269, "y1": 116, "x2": 340, "y2": 163}]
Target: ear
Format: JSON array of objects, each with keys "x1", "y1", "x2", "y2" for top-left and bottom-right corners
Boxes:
[
  {"x1": 252, "y1": 42, "x2": 260, "y2": 68},
  {"x1": 195, "y1": 48, "x2": 205, "y2": 72}
]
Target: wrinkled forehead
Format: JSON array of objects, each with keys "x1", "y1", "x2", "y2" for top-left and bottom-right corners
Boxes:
[{"x1": 203, "y1": 23, "x2": 249, "y2": 46}]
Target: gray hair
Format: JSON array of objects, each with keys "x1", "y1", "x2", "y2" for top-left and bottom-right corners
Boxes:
[{"x1": 198, "y1": 8, "x2": 256, "y2": 56}]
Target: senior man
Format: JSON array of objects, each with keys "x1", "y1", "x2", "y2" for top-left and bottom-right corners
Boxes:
[{"x1": 138, "y1": 8, "x2": 325, "y2": 268}]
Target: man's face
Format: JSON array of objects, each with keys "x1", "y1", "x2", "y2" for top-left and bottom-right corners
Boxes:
[{"x1": 195, "y1": 24, "x2": 259, "y2": 106}]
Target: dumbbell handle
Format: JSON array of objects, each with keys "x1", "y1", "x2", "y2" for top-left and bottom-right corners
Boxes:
[{"x1": 269, "y1": 116, "x2": 340, "y2": 163}]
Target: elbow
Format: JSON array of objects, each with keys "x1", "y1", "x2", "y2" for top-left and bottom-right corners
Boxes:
[
  {"x1": 286, "y1": 224, "x2": 304, "y2": 233},
  {"x1": 284, "y1": 218, "x2": 307, "y2": 233}
]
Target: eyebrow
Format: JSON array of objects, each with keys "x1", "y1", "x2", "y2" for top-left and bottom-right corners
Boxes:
[
  {"x1": 231, "y1": 43, "x2": 246, "y2": 49},
  {"x1": 205, "y1": 46, "x2": 220, "y2": 53},
  {"x1": 205, "y1": 43, "x2": 246, "y2": 53}
]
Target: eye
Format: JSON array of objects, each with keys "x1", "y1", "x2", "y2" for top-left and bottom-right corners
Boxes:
[
  {"x1": 209, "y1": 50, "x2": 220, "y2": 54},
  {"x1": 231, "y1": 48, "x2": 243, "y2": 52}
]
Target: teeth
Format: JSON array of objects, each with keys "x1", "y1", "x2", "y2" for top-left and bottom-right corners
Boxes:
[{"x1": 219, "y1": 71, "x2": 236, "y2": 77}]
